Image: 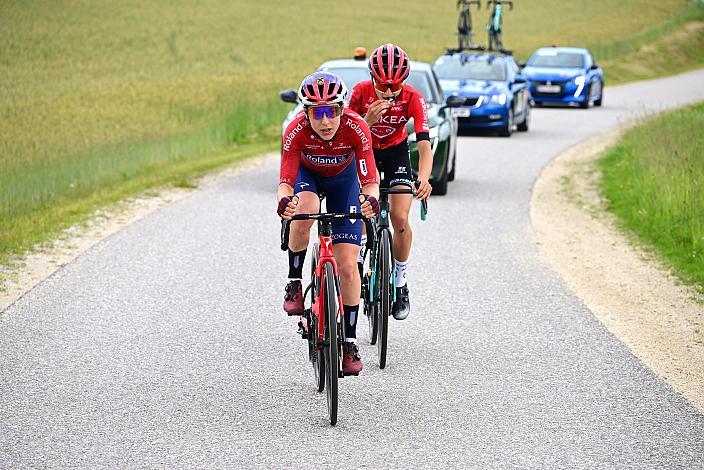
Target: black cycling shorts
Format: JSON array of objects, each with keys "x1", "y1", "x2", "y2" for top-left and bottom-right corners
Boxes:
[{"x1": 373, "y1": 140, "x2": 414, "y2": 189}]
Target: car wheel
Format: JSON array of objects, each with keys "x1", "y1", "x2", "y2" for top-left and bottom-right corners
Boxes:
[
  {"x1": 594, "y1": 82, "x2": 603, "y2": 107},
  {"x1": 580, "y1": 84, "x2": 592, "y2": 109},
  {"x1": 432, "y1": 162, "x2": 449, "y2": 196},
  {"x1": 517, "y1": 103, "x2": 530, "y2": 132},
  {"x1": 448, "y1": 148, "x2": 457, "y2": 182},
  {"x1": 499, "y1": 107, "x2": 513, "y2": 137}
]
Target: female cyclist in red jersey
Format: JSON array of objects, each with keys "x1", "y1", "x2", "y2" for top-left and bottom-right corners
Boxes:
[
  {"x1": 348, "y1": 43, "x2": 432, "y2": 321},
  {"x1": 278, "y1": 71, "x2": 380, "y2": 375}
]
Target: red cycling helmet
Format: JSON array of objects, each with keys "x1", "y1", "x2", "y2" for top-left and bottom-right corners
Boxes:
[
  {"x1": 369, "y1": 43, "x2": 410, "y2": 84},
  {"x1": 297, "y1": 71, "x2": 348, "y2": 106}
]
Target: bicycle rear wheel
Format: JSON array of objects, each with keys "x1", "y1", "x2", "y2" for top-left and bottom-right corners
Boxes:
[
  {"x1": 322, "y1": 261, "x2": 339, "y2": 425},
  {"x1": 311, "y1": 245, "x2": 325, "y2": 393},
  {"x1": 376, "y1": 230, "x2": 392, "y2": 369}
]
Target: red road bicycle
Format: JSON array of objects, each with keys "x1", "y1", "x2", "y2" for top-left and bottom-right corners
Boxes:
[{"x1": 281, "y1": 211, "x2": 373, "y2": 426}]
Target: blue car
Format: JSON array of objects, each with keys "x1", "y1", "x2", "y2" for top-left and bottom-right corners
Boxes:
[
  {"x1": 522, "y1": 46, "x2": 604, "y2": 108},
  {"x1": 433, "y1": 52, "x2": 531, "y2": 137}
]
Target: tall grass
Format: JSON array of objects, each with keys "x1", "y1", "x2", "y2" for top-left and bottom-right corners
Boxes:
[
  {"x1": 0, "y1": 0, "x2": 700, "y2": 262},
  {"x1": 599, "y1": 103, "x2": 704, "y2": 289}
]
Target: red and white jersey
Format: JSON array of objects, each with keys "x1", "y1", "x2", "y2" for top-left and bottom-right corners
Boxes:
[
  {"x1": 348, "y1": 81, "x2": 430, "y2": 150},
  {"x1": 280, "y1": 108, "x2": 379, "y2": 187}
]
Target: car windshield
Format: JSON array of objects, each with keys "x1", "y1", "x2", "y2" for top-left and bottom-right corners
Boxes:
[
  {"x1": 406, "y1": 71, "x2": 439, "y2": 104},
  {"x1": 322, "y1": 66, "x2": 439, "y2": 104},
  {"x1": 528, "y1": 51, "x2": 584, "y2": 68},
  {"x1": 320, "y1": 67, "x2": 369, "y2": 89},
  {"x1": 434, "y1": 56, "x2": 506, "y2": 81}
]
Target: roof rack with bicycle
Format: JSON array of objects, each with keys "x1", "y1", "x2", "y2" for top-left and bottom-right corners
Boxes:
[{"x1": 448, "y1": 0, "x2": 515, "y2": 55}]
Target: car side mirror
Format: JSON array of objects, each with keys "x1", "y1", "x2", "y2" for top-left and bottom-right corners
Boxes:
[
  {"x1": 279, "y1": 89, "x2": 298, "y2": 104},
  {"x1": 443, "y1": 95, "x2": 465, "y2": 109},
  {"x1": 518, "y1": 61, "x2": 526, "y2": 69},
  {"x1": 514, "y1": 75, "x2": 527, "y2": 84},
  {"x1": 590, "y1": 64, "x2": 599, "y2": 70}
]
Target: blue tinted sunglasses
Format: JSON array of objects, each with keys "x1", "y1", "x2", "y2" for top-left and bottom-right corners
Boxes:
[{"x1": 307, "y1": 105, "x2": 343, "y2": 120}]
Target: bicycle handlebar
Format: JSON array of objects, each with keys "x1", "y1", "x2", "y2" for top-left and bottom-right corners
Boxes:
[
  {"x1": 380, "y1": 187, "x2": 429, "y2": 220},
  {"x1": 380, "y1": 183, "x2": 429, "y2": 220},
  {"x1": 487, "y1": 0, "x2": 513, "y2": 9},
  {"x1": 280, "y1": 213, "x2": 375, "y2": 252}
]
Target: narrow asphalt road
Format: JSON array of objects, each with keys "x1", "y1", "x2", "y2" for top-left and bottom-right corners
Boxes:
[{"x1": 2, "y1": 70, "x2": 704, "y2": 468}]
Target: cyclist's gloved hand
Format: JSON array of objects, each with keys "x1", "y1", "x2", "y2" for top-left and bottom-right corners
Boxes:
[
  {"x1": 277, "y1": 195, "x2": 298, "y2": 219},
  {"x1": 359, "y1": 194, "x2": 379, "y2": 218}
]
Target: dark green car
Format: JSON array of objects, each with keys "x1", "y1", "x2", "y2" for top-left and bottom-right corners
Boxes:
[{"x1": 280, "y1": 59, "x2": 463, "y2": 195}]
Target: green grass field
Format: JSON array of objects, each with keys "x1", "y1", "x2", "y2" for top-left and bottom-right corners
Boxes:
[
  {"x1": 1, "y1": 0, "x2": 703, "y2": 264},
  {"x1": 599, "y1": 102, "x2": 704, "y2": 290}
]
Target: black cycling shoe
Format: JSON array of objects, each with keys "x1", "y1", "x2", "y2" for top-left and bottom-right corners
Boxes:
[{"x1": 392, "y1": 284, "x2": 411, "y2": 320}]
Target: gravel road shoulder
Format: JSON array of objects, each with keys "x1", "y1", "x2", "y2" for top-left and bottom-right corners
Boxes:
[{"x1": 531, "y1": 128, "x2": 704, "y2": 412}]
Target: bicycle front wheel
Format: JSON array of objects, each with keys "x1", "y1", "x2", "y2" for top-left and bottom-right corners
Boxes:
[
  {"x1": 377, "y1": 230, "x2": 392, "y2": 369},
  {"x1": 322, "y1": 261, "x2": 339, "y2": 425}
]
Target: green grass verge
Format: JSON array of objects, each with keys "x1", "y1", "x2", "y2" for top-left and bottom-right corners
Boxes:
[{"x1": 599, "y1": 102, "x2": 704, "y2": 290}]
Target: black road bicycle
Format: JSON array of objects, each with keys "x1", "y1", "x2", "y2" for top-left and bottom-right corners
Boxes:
[
  {"x1": 457, "y1": 0, "x2": 482, "y2": 50},
  {"x1": 361, "y1": 185, "x2": 427, "y2": 369}
]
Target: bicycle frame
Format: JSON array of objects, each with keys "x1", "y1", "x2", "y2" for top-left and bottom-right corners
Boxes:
[
  {"x1": 311, "y1": 224, "x2": 341, "y2": 343},
  {"x1": 281, "y1": 213, "x2": 374, "y2": 344},
  {"x1": 364, "y1": 186, "x2": 428, "y2": 303}
]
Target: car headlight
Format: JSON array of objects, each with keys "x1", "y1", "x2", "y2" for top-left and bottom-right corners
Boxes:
[
  {"x1": 573, "y1": 75, "x2": 586, "y2": 97},
  {"x1": 488, "y1": 93, "x2": 507, "y2": 105}
]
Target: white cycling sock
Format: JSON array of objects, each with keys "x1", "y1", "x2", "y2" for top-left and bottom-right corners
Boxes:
[
  {"x1": 358, "y1": 235, "x2": 367, "y2": 264},
  {"x1": 394, "y1": 258, "x2": 408, "y2": 287}
]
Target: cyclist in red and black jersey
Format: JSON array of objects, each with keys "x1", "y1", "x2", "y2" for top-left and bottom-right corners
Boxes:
[
  {"x1": 278, "y1": 72, "x2": 380, "y2": 375},
  {"x1": 348, "y1": 43, "x2": 432, "y2": 321}
]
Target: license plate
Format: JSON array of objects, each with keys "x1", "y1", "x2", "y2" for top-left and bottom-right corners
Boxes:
[
  {"x1": 452, "y1": 108, "x2": 470, "y2": 117},
  {"x1": 537, "y1": 84, "x2": 561, "y2": 93}
]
